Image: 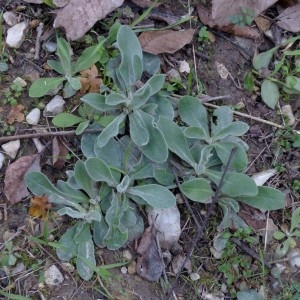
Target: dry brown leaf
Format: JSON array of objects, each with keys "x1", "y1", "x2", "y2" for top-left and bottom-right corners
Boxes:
[
  {"x1": 238, "y1": 203, "x2": 267, "y2": 231},
  {"x1": 211, "y1": 0, "x2": 277, "y2": 27},
  {"x1": 28, "y1": 195, "x2": 51, "y2": 220},
  {"x1": 139, "y1": 29, "x2": 194, "y2": 55},
  {"x1": 255, "y1": 16, "x2": 271, "y2": 32},
  {"x1": 78, "y1": 65, "x2": 103, "y2": 93},
  {"x1": 198, "y1": 4, "x2": 260, "y2": 39},
  {"x1": 52, "y1": 137, "x2": 69, "y2": 169},
  {"x1": 136, "y1": 225, "x2": 164, "y2": 281},
  {"x1": 276, "y1": 3, "x2": 300, "y2": 32},
  {"x1": 7, "y1": 104, "x2": 25, "y2": 125},
  {"x1": 4, "y1": 154, "x2": 41, "y2": 204},
  {"x1": 53, "y1": 0, "x2": 124, "y2": 41}
]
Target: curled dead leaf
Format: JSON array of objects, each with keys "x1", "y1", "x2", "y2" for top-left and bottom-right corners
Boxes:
[
  {"x1": 78, "y1": 65, "x2": 103, "y2": 93},
  {"x1": 136, "y1": 225, "x2": 164, "y2": 281},
  {"x1": 7, "y1": 104, "x2": 25, "y2": 124},
  {"x1": 139, "y1": 29, "x2": 194, "y2": 55},
  {"x1": 4, "y1": 154, "x2": 41, "y2": 204},
  {"x1": 52, "y1": 137, "x2": 69, "y2": 169},
  {"x1": 28, "y1": 195, "x2": 51, "y2": 220}
]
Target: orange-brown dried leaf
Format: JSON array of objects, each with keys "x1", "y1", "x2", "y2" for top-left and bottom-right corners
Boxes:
[
  {"x1": 78, "y1": 65, "x2": 103, "y2": 93},
  {"x1": 7, "y1": 104, "x2": 25, "y2": 124},
  {"x1": 28, "y1": 195, "x2": 51, "y2": 220}
]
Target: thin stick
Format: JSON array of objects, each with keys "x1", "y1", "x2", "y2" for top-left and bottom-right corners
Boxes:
[
  {"x1": 165, "y1": 148, "x2": 237, "y2": 299},
  {"x1": 203, "y1": 102, "x2": 300, "y2": 135},
  {"x1": 0, "y1": 128, "x2": 102, "y2": 143},
  {"x1": 34, "y1": 22, "x2": 44, "y2": 60}
]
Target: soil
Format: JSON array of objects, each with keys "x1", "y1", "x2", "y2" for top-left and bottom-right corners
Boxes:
[{"x1": 1, "y1": 1, "x2": 300, "y2": 300}]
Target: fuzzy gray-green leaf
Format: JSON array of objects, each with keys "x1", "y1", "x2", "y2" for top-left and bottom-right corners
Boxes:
[
  {"x1": 127, "y1": 184, "x2": 176, "y2": 208},
  {"x1": 29, "y1": 77, "x2": 64, "y2": 97},
  {"x1": 178, "y1": 96, "x2": 209, "y2": 137},
  {"x1": 81, "y1": 93, "x2": 115, "y2": 112},
  {"x1": 157, "y1": 116, "x2": 195, "y2": 166},
  {"x1": 97, "y1": 113, "x2": 126, "y2": 147},
  {"x1": 117, "y1": 25, "x2": 143, "y2": 89},
  {"x1": 238, "y1": 186, "x2": 285, "y2": 210},
  {"x1": 206, "y1": 170, "x2": 258, "y2": 197},
  {"x1": 180, "y1": 178, "x2": 213, "y2": 203},
  {"x1": 85, "y1": 157, "x2": 118, "y2": 187},
  {"x1": 129, "y1": 110, "x2": 149, "y2": 146},
  {"x1": 74, "y1": 160, "x2": 95, "y2": 198},
  {"x1": 261, "y1": 80, "x2": 280, "y2": 109}
]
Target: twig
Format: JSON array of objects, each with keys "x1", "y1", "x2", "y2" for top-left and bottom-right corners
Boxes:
[
  {"x1": 34, "y1": 22, "x2": 44, "y2": 60},
  {"x1": 231, "y1": 237, "x2": 272, "y2": 270},
  {"x1": 165, "y1": 148, "x2": 237, "y2": 299},
  {"x1": 0, "y1": 128, "x2": 102, "y2": 143},
  {"x1": 203, "y1": 102, "x2": 300, "y2": 135}
]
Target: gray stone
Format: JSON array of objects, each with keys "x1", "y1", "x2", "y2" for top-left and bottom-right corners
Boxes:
[
  {"x1": 26, "y1": 108, "x2": 41, "y2": 125},
  {"x1": 43, "y1": 95, "x2": 65, "y2": 116},
  {"x1": 1, "y1": 140, "x2": 20, "y2": 159},
  {"x1": 44, "y1": 265, "x2": 64, "y2": 286},
  {"x1": 0, "y1": 153, "x2": 5, "y2": 170},
  {"x1": 13, "y1": 77, "x2": 27, "y2": 88},
  {"x1": 42, "y1": 41, "x2": 57, "y2": 53},
  {"x1": 3, "y1": 12, "x2": 18, "y2": 27},
  {"x1": 6, "y1": 22, "x2": 28, "y2": 48}
]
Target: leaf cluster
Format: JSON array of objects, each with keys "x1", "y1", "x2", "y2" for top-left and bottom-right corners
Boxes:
[{"x1": 25, "y1": 25, "x2": 285, "y2": 281}]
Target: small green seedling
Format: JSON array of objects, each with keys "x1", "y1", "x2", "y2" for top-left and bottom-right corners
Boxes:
[
  {"x1": 29, "y1": 37, "x2": 106, "y2": 98},
  {"x1": 1, "y1": 80, "x2": 24, "y2": 105},
  {"x1": 252, "y1": 35, "x2": 300, "y2": 109},
  {"x1": 228, "y1": 7, "x2": 254, "y2": 27},
  {"x1": 0, "y1": 241, "x2": 18, "y2": 267},
  {"x1": 273, "y1": 207, "x2": 300, "y2": 258},
  {"x1": 198, "y1": 26, "x2": 210, "y2": 44}
]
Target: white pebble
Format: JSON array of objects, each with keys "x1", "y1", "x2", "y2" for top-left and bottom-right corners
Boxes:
[
  {"x1": 26, "y1": 108, "x2": 41, "y2": 125},
  {"x1": 0, "y1": 153, "x2": 5, "y2": 169},
  {"x1": 287, "y1": 248, "x2": 300, "y2": 268},
  {"x1": 44, "y1": 265, "x2": 64, "y2": 286},
  {"x1": 1, "y1": 140, "x2": 20, "y2": 159},
  {"x1": 43, "y1": 95, "x2": 65, "y2": 116},
  {"x1": 3, "y1": 12, "x2": 18, "y2": 27},
  {"x1": 6, "y1": 22, "x2": 28, "y2": 48},
  {"x1": 60, "y1": 262, "x2": 75, "y2": 273},
  {"x1": 190, "y1": 272, "x2": 200, "y2": 281},
  {"x1": 13, "y1": 77, "x2": 27, "y2": 87},
  {"x1": 122, "y1": 250, "x2": 132, "y2": 260},
  {"x1": 120, "y1": 267, "x2": 127, "y2": 274}
]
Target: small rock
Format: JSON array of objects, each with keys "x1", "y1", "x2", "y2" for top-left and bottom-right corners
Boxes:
[
  {"x1": 43, "y1": 41, "x2": 57, "y2": 53},
  {"x1": 0, "y1": 153, "x2": 5, "y2": 169},
  {"x1": 120, "y1": 267, "x2": 127, "y2": 274},
  {"x1": 287, "y1": 248, "x2": 300, "y2": 268},
  {"x1": 47, "y1": 234, "x2": 55, "y2": 242},
  {"x1": 282, "y1": 105, "x2": 295, "y2": 126},
  {"x1": 43, "y1": 95, "x2": 65, "y2": 116},
  {"x1": 220, "y1": 283, "x2": 227, "y2": 293},
  {"x1": 13, "y1": 77, "x2": 27, "y2": 87},
  {"x1": 60, "y1": 262, "x2": 75, "y2": 273},
  {"x1": 128, "y1": 261, "x2": 136, "y2": 275},
  {"x1": 190, "y1": 272, "x2": 200, "y2": 281},
  {"x1": 3, "y1": 230, "x2": 15, "y2": 241},
  {"x1": 166, "y1": 68, "x2": 181, "y2": 81},
  {"x1": 210, "y1": 247, "x2": 224, "y2": 259},
  {"x1": 3, "y1": 12, "x2": 18, "y2": 27},
  {"x1": 147, "y1": 205, "x2": 181, "y2": 250},
  {"x1": 1, "y1": 140, "x2": 20, "y2": 159},
  {"x1": 162, "y1": 251, "x2": 172, "y2": 264},
  {"x1": 26, "y1": 108, "x2": 41, "y2": 125},
  {"x1": 122, "y1": 250, "x2": 132, "y2": 261},
  {"x1": 44, "y1": 265, "x2": 64, "y2": 286},
  {"x1": 171, "y1": 254, "x2": 192, "y2": 274},
  {"x1": 6, "y1": 22, "x2": 28, "y2": 48},
  {"x1": 12, "y1": 262, "x2": 25, "y2": 275},
  {"x1": 179, "y1": 60, "x2": 190, "y2": 73}
]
